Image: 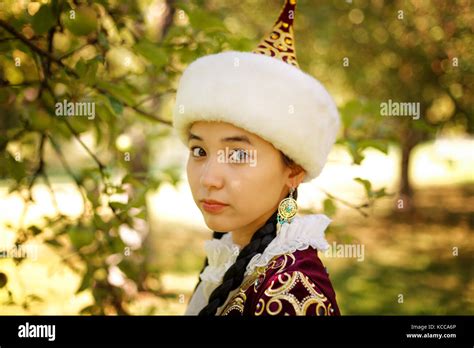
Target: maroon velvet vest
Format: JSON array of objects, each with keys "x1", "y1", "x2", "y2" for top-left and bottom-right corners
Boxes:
[{"x1": 219, "y1": 246, "x2": 340, "y2": 316}]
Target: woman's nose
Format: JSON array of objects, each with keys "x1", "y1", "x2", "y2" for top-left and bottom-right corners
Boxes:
[{"x1": 199, "y1": 155, "x2": 224, "y2": 189}]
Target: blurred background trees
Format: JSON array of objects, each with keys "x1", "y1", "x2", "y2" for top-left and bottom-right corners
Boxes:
[{"x1": 0, "y1": 0, "x2": 472, "y2": 315}]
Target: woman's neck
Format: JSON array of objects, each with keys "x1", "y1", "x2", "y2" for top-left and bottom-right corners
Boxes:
[{"x1": 231, "y1": 209, "x2": 277, "y2": 248}]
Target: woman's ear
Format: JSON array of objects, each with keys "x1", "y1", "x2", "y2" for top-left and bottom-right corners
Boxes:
[{"x1": 285, "y1": 165, "x2": 306, "y2": 189}]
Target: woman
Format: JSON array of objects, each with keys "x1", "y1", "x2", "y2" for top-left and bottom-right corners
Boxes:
[{"x1": 173, "y1": 0, "x2": 341, "y2": 316}]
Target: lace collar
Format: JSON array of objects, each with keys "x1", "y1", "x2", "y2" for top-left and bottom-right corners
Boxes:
[{"x1": 184, "y1": 214, "x2": 332, "y2": 315}]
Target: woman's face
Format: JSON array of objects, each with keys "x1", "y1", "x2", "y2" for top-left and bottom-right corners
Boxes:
[{"x1": 186, "y1": 121, "x2": 305, "y2": 241}]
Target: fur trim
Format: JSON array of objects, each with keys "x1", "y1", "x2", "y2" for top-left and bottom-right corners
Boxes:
[{"x1": 173, "y1": 51, "x2": 340, "y2": 182}]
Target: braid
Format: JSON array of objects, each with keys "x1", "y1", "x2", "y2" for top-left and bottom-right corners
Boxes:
[{"x1": 198, "y1": 210, "x2": 279, "y2": 316}]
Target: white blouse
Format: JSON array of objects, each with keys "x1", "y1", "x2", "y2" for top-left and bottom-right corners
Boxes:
[{"x1": 184, "y1": 213, "x2": 332, "y2": 315}]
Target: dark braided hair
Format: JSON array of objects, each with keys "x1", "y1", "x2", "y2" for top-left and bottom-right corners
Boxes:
[{"x1": 196, "y1": 187, "x2": 298, "y2": 316}]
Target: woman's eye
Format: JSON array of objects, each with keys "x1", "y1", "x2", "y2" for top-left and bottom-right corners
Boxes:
[
  {"x1": 229, "y1": 149, "x2": 248, "y2": 162},
  {"x1": 191, "y1": 146, "x2": 206, "y2": 158}
]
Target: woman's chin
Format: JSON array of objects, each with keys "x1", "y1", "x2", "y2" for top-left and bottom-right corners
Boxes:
[{"x1": 202, "y1": 214, "x2": 233, "y2": 232}]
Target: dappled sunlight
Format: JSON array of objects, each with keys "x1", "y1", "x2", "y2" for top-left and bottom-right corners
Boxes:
[{"x1": 0, "y1": 183, "x2": 84, "y2": 228}]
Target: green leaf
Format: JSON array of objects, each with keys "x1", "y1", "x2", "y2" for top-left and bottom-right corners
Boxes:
[
  {"x1": 186, "y1": 6, "x2": 226, "y2": 32},
  {"x1": 29, "y1": 109, "x2": 53, "y2": 131},
  {"x1": 7, "y1": 153, "x2": 26, "y2": 183},
  {"x1": 345, "y1": 140, "x2": 365, "y2": 165},
  {"x1": 75, "y1": 58, "x2": 98, "y2": 84},
  {"x1": 76, "y1": 267, "x2": 94, "y2": 294},
  {"x1": 122, "y1": 174, "x2": 144, "y2": 187},
  {"x1": 75, "y1": 58, "x2": 87, "y2": 77},
  {"x1": 109, "y1": 235, "x2": 126, "y2": 254},
  {"x1": 134, "y1": 40, "x2": 168, "y2": 69},
  {"x1": 373, "y1": 187, "x2": 392, "y2": 199},
  {"x1": 62, "y1": 6, "x2": 98, "y2": 36},
  {"x1": 97, "y1": 31, "x2": 109, "y2": 50},
  {"x1": 68, "y1": 225, "x2": 95, "y2": 249},
  {"x1": 93, "y1": 213, "x2": 109, "y2": 231},
  {"x1": 32, "y1": 5, "x2": 55, "y2": 35},
  {"x1": 93, "y1": 116, "x2": 103, "y2": 145},
  {"x1": 226, "y1": 36, "x2": 255, "y2": 51},
  {"x1": 96, "y1": 81, "x2": 135, "y2": 106},
  {"x1": 95, "y1": 95, "x2": 117, "y2": 121},
  {"x1": 323, "y1": 198, "x2": 337, "y2": 217},
  {"x1": 162, "y1": 25, "x2": 189, "y2": 43},
  {"x1": 84, "y1": 60, "x2": 98, "y2": 85},
  {"x1": 129, "y1": 188, "x2": 146, "y2": 208},
  {"x1": 354, "y1": 177, "x2": 372, "y2": 198},
  {"x1": 107, "y1": 96, "x2": 123, "y2": 115},
  {"x1": 65, "y1": 114, "x2": 90, "y2": 134},
  {"x1": 109, "y1": 202, "x2": 127, "y2": 211},
  {"x1": 179, "y1": 47, "x2": 200, "y2": 64},
  {"x1": 359, "y1": 139, "x2": 389, "y2": 154},
  {"x1": 44, "y1": 239, "x2": 62, "y2": 248},
  {"x1": 118, "y1": 258, "x2": 139, "y2": 280},
  {"x1": 28, "y1": 225, "x2": 42, "y2": 236},
  {"x1": 134, "y1": 210, "x2": 147, "y2": 220}
]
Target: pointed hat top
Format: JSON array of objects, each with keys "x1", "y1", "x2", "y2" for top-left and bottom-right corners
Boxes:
[{"x1": 253, "y1": 0, "x2": 299, "y2": 68}]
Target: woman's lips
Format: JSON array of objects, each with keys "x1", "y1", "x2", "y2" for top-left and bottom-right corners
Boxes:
[{"x1": 201, "y1": 201, "x2": 229, "y2": 213}]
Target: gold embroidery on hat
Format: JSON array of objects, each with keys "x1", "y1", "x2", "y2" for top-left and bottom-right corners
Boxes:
[{"x1": 253, "y1": 0, "x2": 299, "y2": 68}]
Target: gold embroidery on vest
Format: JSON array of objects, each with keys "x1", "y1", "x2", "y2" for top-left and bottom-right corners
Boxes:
[
  {"x1": 220, "y1": 253, "x2": 302, "y2": 315},
  {"x1": 256, "y1": 271, "x2": 330, "y2": 316}
]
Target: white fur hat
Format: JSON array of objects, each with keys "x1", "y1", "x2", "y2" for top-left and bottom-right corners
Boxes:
[{"x1": 173, "y1": 0, "x2": 340, "y2": 182}]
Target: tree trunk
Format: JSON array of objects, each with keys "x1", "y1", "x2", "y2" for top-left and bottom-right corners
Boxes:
[
  {"x1": 398, "y1": 125, "x2": 419, "y2": 215},
  {"x1": 400, "y1": 133, "x2": 414, "y2": 197}
]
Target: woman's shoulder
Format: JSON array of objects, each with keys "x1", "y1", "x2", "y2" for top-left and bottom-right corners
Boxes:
[{"x1": 220, "y1": 247, "x2": 341, "y2": 316}]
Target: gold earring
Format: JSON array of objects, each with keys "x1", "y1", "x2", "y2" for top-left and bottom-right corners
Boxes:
[{"x1": 277, "y1": 187, "x2": 298, "y2": 226}]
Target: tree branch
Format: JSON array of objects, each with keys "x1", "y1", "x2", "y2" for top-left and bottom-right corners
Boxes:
[
  {"x1": 0, "y1": 80, "x2": 42, "y2": 88},
  {"x1": 28, "y1": 133, "x2": 46, "y2": 191},
  {"x1": 47, "y1": 133, "x2": 88, "y2": 215},
  {"x1": 58, "y1": 39, "x2": 97, "y2": 60},
  {"x1": 61, "y1": 117, "x2": 106, "y2": 173},
  {"x1": 0, "y1": 19, "x2": 79, "y2": 77},
  {"x1": 133, "y1": 88, "x2": 176, "y2": 108},
  {"x1": 319, "y1": 188, "x2": 369, "y2": 218},
  {"x1": 0, "y1": 19, "x2": 172, "y2": 126}
]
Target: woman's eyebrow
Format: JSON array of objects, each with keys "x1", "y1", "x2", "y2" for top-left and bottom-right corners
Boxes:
[
  {"x1": 221, "y1": 135, "x2": 253, "y2": 145},
  {"x1": 188, "y1": 133, "x2": 202, "y2": 142},
  {"x1": 188, "y1": 133, "x2": 253, "y2": 145}
]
